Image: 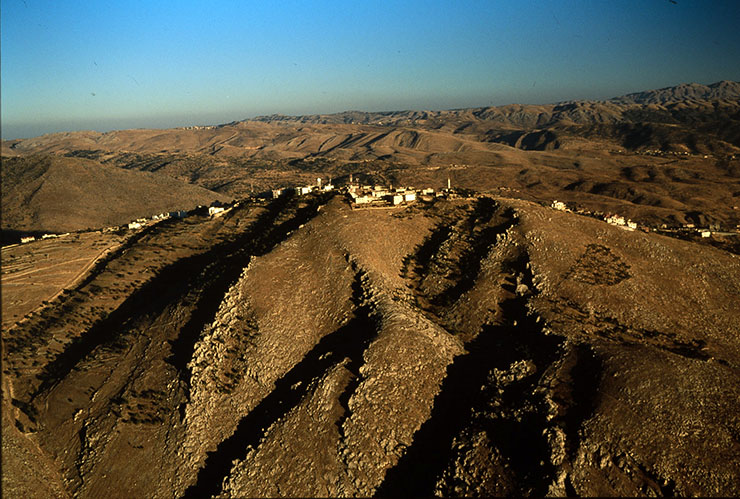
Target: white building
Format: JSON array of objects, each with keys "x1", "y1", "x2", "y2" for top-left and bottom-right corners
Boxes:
[
  {"x1": 605, "y1": 215, "x2": 626, "y2": 226},
  {"x1": 20, "y1": 236, "x2": 36, "y2": 244},
  {"x1": 128, "y1": 222, "x2": 143, "y2": 230},
  {"x1": 404, "y1": 192, "x2": 417, "y2": 202},
  {"x1": 208, "y1": 206, "x2": 225, "y2": 216},
  {"x1": 551, "y1": 200, "x2": 567, "y2": 211}
]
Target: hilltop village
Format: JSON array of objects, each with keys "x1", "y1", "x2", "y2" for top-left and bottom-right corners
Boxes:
[
  {"x1": 11, "y1": 175, "x2": 738, "y2": 250},
  {"x1": 271, "y1": 174, "x2": 457, "y2": 208}
]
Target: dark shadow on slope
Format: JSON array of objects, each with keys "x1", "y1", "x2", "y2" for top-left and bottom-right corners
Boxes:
[
  {"x1": 562, "y1": 345, "x2": 603, "y2": 460},
  {"x1": 182, "y1": 269, "x2": 379, "y2": 499},
  {"x1": 377, "y1": 252, "x2": 563, "y2": 497},
  {"x1": 29, "y1": 193, "x2": 334, "y2": 403},
  {"x1": 402, "y1": 197, "x2": 515, "y2": 314},
  {"x1": 432, "y1": 202, "x2": 516, "y2": 307}
]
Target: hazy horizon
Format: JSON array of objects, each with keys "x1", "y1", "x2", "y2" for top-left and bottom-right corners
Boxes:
[{"x1": 3, "y1": 0, "x2": 740, "y2": 140}]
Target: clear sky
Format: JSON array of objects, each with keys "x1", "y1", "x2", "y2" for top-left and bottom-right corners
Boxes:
[{"x1": 2, "y1": 0, "x2": 740, "y2": 139}]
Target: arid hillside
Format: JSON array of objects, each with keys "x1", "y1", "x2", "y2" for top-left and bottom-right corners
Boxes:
[
  {"x1": 2, "y1": 191, "x2": 739, "y2": 497},
  {"x1": 1, "y1": 155, "x2": 230, "y2": 235}
]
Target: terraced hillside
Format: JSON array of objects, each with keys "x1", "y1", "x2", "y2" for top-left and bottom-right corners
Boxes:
[{"x1": 3, "y1": 192, "x2": 740, "y2": 497}]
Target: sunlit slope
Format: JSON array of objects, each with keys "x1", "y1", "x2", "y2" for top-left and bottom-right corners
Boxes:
[
  {"x1": 3, "y1": 192, "x2": 738, "y2": 497},
  {"x1": 1, "y1": 155, "x2": 229, "y2": 232}
]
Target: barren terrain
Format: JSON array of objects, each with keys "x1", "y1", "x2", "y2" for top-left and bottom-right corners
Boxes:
[
  {"x1": 2, "y1": 191, "x2": 739, "y2": 497},
  {"x1": 1, "y1": 231, "x2": 125, "y2": 329},
  {"x1": 2, "y1": 81, "x2": 740, "y2": 497}
]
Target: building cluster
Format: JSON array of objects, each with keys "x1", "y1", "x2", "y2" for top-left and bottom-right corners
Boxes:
[
  {"x1": 660, "y1": 222, "x2": 725, "y2": 238},
  {"x1": 551, "y1": 200, "x2": 639, "y2": 231},
  {"x1": 181, "y1": 125, "x2": 216, "y2": 130},
  {"x1": 604, "y1": 214, "x2": 639, "y2": 231},
  {"x1": 551, "y1": 200, "x2": 568, "y2": 211},
  {"x1": 550, "y1": 199, "x2": 736, "y2": 239},
  {"x1": 127, "y1": 210, "x2": 189, "y2": 231},
  {"x1": 264, "y1": 176, "x2": 463, "y2": 208},
  {"x1": 270, "y1": 178, "x2": 335, "y2": 199},
  {"x1": 348, "y1": 184, "x2": 419, "y2": 206},
  {"x1": 18, "y1": 233, "x2": 71, "y2": 244},
  {"x1": 346, "y1": 177, "x2": 453, "y2": 207}
]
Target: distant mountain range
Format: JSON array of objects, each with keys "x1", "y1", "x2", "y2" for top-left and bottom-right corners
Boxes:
[
  {"x1": 609, "y1": 80, "x2": 740, "y2": 105},
  {"x1": 249, "y1": 80, "x2": 740, "y2": 127},
  {"x1": 4, "y1": 81, "x2": 739, "y2": 156}
]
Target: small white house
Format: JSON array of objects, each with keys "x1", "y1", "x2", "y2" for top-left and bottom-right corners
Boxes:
[
  {"x1": 391, "y1": 195, "x2": 403, "y2": 205},
  {"x1": 605, "y1": 215, "x2": 626, "y2": 226},
  {"x1": 20, "y1": 236, "x2": 36, "y2": 244},
  {"x1": 700, "y1": 230, "x2": 711, "y2": 238},
  {"x1": 208, "y1": 206, "x2": 225, "y2": 216},
  {"x1": 404, "y1": 192, "x2": 417, "y2": 202},
  {"x1": 128, "y1": 222, "x2": 143, "y2": 230},
  {"x1": 551, "y1": 200, "x2": 567, "y2": 211}
]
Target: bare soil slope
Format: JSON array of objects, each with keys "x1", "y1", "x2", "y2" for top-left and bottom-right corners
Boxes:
[
  {"x1": 1, "y1": 231, "x2": 126, "y2": 328},
  {"x1": 1, "y1": 155, "x2": 230, "y2": 233},
  {"x1": 3, "y1": 192, "x2": 738, "y2": 497}
]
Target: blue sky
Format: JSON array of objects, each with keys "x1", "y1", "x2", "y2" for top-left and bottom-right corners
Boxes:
[{"x1": 2, "y1": 0, "x2": 739, "y2": 139}]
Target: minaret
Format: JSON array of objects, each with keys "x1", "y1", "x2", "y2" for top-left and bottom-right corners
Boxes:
[{"x1": 447, "y1": 177, "x2": 451, "y2": 190}]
